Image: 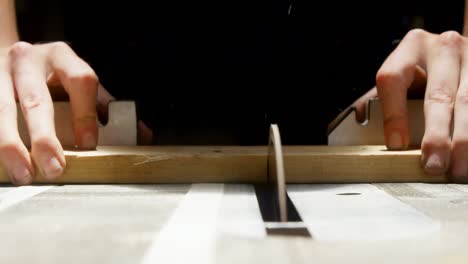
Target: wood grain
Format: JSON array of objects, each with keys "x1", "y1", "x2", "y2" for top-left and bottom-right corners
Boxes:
[
  {"x1": 284, "y1": 145, "x2": 448, "y2": 183},
  {"x1": 0, "y1": 145, "x2": 449, "y2": 184}
]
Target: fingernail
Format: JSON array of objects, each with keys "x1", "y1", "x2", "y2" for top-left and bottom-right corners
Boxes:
[
  {"x1": 43, "y1": 157, "x2": 63, "y2": 179},
  {"x1": 81, "y1": 132, "x2": 97, "y2": 149},
  {"x1": 12, "y1": 166, "x2": 32, "y2": 185},
  {"x1": 388, "y1": 132, "x2": 403, "y2": 150},
  {"x1": 451, "y1": 160, "x2": 468, "y2": 179},
  {"x1": 424, "y1": 152, "x2": 447, "y2": 176}
]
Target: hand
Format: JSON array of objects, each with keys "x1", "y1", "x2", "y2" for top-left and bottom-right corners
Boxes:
[
  {"x1": 374, "y1": 29, "x2": 468, "y2": 180},
  {"x1": 0, "y1": 41, "x2": 100, "y2": 185}
]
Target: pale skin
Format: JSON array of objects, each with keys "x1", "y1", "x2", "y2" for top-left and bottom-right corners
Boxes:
[
  {"x1": 1, "y1": 0, "x2": 468, "y2": 185},
  {"x1": 353, "y1": 3, "x2": 468, "y2": 181},
  {"x1": 0, "y1": 0, "x2": 150, "y2": 185}
]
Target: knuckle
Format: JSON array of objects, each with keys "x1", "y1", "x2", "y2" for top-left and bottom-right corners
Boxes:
[
  {"x1": 376, "y1": 64, "x2": 414, "y2": 90},
  {"x1": 21, "y1": 92, "x2": 50, "y2": 112},
  {"x1": 48, "y1": 41, "x2": 72, "y2": 60},
  {"x1": 69, "y1": 70, "x2": 99, "y2": 94},
  {"x1": 452, "y1": 137, "x2": 468, "y2": 151},
  {"x1": 31, "y1": 135, "x2": 58, "y2": 151},
  {"x1": 0, "y1": 141, "x2": 26, "y2": 159},
  {"x1": 74, "y1": 114, "x2": 97, "y2": 124},
  {"x1": 422, "y1": 133, "x2": 451, "y2": 150},
  {"x1": 426, "y1": 87, "x2": 455, "y2": 105},
  {"x1": 8, "y1": 41, "x2": 33, "y2": 58},
  {"x1": 51, "y1": 41, "x2": 70, "y2": 52},
  {"x1": 404, "y1": 29, "x2": 427, "y2": 42},
  {"x1": 49, "y1": 41, "x2": 73, "y2": 58},
  {"x1": 376, "y1": 69, "x2": 401, "y2": 89},
  {"x1": 438, "y1": 30, "x2": 463, "y2": 47}
]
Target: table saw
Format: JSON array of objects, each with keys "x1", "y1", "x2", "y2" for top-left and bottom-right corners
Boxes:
[{"x1": 0, "y1": 99, "x2": 466, "y2": 264}]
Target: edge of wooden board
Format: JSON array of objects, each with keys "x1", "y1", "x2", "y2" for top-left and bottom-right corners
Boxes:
[{"x1": 0, "y1": 145, "x2": 449, "y2": 184}]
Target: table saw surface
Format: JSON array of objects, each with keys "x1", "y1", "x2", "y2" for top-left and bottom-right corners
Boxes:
[{"x1": 1, "y1": 182, "x2": 468, "y2": 264}]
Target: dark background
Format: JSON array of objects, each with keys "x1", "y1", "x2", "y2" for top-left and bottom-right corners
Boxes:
[{"x1": 14, "y1": 0, "x2": 465, "y2": 145}]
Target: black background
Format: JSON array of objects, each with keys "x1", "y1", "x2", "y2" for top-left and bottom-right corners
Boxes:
[{"x1": 15, "y1": 0, "x2": 465, "y2": 145}]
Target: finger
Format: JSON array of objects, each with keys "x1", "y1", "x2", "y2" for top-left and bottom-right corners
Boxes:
[
  {"x1": 376, "y1": 29, "x2": 427, "y2": 150},
  {"x1": 46, "y1": 42, "x2": 99, "y2": 149},
  {"x1": 10, "y1": 42, "x2": 65, "y2": 180},
  {"x1": 422, "y1": 31, "x2": 462, "y2": 176},
  {"x1": 0, "y1": 53, "x2": 33, "y2": 185},
  {"x1": 97, "y1": 83, "x2": 115, "y2": 124},
  {"x1": 451, "y1": 41, "x2": 468, "y2": 181},
  {"x1": 353, "y1": 87, "x2": 377, "y2": 123}
]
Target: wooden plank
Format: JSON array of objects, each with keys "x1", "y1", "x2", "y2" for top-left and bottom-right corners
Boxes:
[
  {"x1": 0, "y1": 145, "x2": 449, "y2": 184},
  {"x1": 5, "y1": 146, "x2": 268, "y2": 184},
  {"x1": 284, "y1": 145, "x2": 448, "y2": 183}
]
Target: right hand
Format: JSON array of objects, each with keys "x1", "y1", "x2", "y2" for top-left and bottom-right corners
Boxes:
[{"x1": 0, "y1": 41, "x2": 101, "y2": 185}]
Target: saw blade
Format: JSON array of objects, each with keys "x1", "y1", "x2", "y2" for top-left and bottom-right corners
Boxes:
[{"x1": 267, "y1": 124, "x2": 287, "y2": 222}]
